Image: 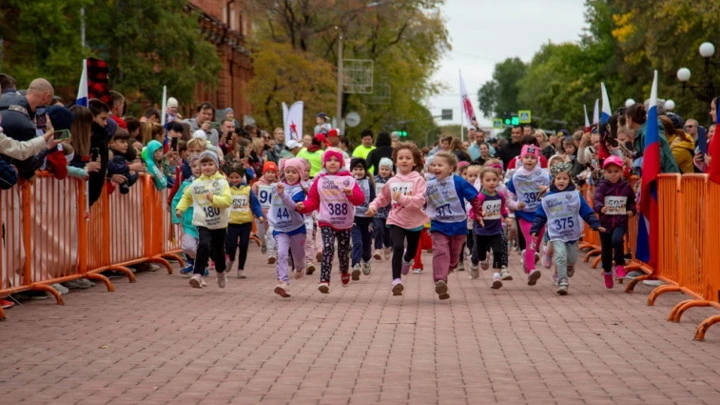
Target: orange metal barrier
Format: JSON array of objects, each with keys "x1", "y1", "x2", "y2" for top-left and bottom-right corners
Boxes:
[{"x1": 0, "y1": 173, "x2": 183, "y2": 319}]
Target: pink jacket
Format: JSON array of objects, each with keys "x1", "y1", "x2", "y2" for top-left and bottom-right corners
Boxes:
[
  {"x1": 298, "y1": 170, "x2": 365, "y2": 229},
  {"x1": 369, "y1": 171, "x2": 428, "y2": 229}
]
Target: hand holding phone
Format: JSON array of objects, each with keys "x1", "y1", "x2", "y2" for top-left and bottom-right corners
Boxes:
[
  {"x1": 53, "y1": 129, "x2": 71, "y2": 141},
  {"x1": 35, "y1": 107, "x2": 47, "y2": 130}
]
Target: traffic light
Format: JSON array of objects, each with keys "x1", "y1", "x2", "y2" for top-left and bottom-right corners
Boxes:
[
  {"x1": 396, "y1": 130, "x2": 408, "y2": 137},
  {"x1": 503, "y1": 114, "x2": 520, "y2": 126},
  {"x1": 511, "y1": 116, "x2": 520, "y2": 126},
  {"x1": 504, "y1": 118, "x2": 511, "y2": 125}
]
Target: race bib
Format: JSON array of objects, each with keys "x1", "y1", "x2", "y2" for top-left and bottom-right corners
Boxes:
[
  {"x1": 390, "y1": 181, "x2": 412, "y2": 200},
  {"x1": 318, "y1": 175, "x2": 356, "y2": 228},
  {"x1": 231, "y1": 195, "x2": 249, "y2": 213},
  {"x1": 604, "y1": 196, "x2": 627, "y2": 215},
  {"x1": 257, "y1": 185, "x2": 273, "y2": 209},
  {"x1": 482, "y1": 199, "x2": 502, "y2": 220}
]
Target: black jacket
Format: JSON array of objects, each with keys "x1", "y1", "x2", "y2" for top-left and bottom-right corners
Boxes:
[
  {"x1": 497, "y1": 141, "x2": 522, "y2": 169},
  {"x1": 0, "y1": 92, "x2": 40, "y2": 178},
  {"x1": 88, "y1": 122, "x2": 109, "y2": 206},
  {"x1": 366, "y1": 145, "x2": 393, "y2": 174}
]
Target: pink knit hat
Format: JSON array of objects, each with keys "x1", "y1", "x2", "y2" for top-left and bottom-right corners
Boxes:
[
  {"x1": 322, "y1": 149, "x2": 345, "y2": 168},
  {"x1": 520, "y1": 144, "x2": 540, "y2": 158},
  {"x1": 282, "y1": 157, "x2": 307, "y2": 174}
]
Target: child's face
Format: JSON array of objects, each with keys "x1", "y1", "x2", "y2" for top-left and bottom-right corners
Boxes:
[
  {"x1": 263, "y1": 170, "x2": 277, "y2": 182},
  {"x1": 227, "y1": 172, "x2": 243, "y2": 185},
  {"x1": 466, "y1": 167, "x2": 480, "y2": 185},
  {"x1": 325, "y1": 156, "x2": 341, "y2": 173},
  {"x1": 482, "y1": 172, "x2": 499, "y2": 191},
  {"x1": 191, "y1": 161, "x2": 201, "y2": 177},
  {"x1": 604, "y1": 165, "x2": 623, "y2": 183},
  {"x1": 564, "y1": 143, "x2": 576, "y2": 155},
  {"x1": 179, "y1": 149, "x2": 188, "y2": 159},
  {"x1": 457, "y1": 167, "x2": 468, "y2": 177},
  {"x1": 302, "y1": 166, "x2": 310, "y2": 181},
  {"x1": 153, "y1": 149, "x2": 163, "y2": 161},
  {"x1": 352, "y1": 165, "x2": 366, "y2": 179},
  {"x1": 378, "y1": 166, "x2": 392, "y2": 178},
  {"x1": 521, "y1": 154, "x2": 537, "y2": 170},
  {"x1": 285, "y1": 167, "x2": 300, "y2": 184},
  {"x1": 432, "y1": 158, "x2": 454, "y2": 179},
  {"x1": 188, "y1": 146, "x2": 203, "y2": 157},
  {"x1": 111, "y1": 139, "x2": 128, "y2": 154},
  {"x1": 201, "y1": 160, "x2": 217, "y2": 176},
  {"x1": 553, "y1": 172, "x2": 571, "y2": 190},
  {"x1": 395, "y1": 149, "x2": 415, "y2": 174}
]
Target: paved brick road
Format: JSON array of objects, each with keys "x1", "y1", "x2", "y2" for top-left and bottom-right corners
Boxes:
[{"x1": 2, "y1": 247, "x2": 720, "y2": 405}]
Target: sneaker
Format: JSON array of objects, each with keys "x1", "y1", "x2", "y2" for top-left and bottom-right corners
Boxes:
[
  {"x1": 351, "y1": 264, "x2": 362, "y2": 281},
  {"x1": 268, "y1": 256, "x2": 276, "y2": 265},
  {"x1": 457, "y1": 261, "x2": 465, "y2": 272},
  {"x1": 392, "y1": 279, "x2": 404, "y2": 296},
  {"x1": 469, "y1": 266, "x2": 479, "y2": 280},
  {"x1": 435, "y1": 280, "x2": 450, "y2": 300},
  {"x1": 261, "y1": 243, "x2": 267, "y2": 254},
  {"x1": 225, "y1": 258, "x2": 235, "y2": 274},
  {"x1": 305, "y1": 263, "x2": 316, "y2": 275},
  {"x1": 604, "y1": 272, "x2": 614, "y2": 288},
  {"x1": 567, "y1": 265, "x2": 575, "y2": 278},
  {"x1": 541, "y1": 246, "x2": 552, "y2": 269},
  {"x1": 180, "y1": 265, "x2": 194, "y2": 276},
  {"x1": 412, "y1": 268, "x2": 423, "y2": 274},
  {"x1": 316, "y1": 250, "x2": 323, "y2": 262},
  {"x1": 1, "y1": 299, "x2": 15, "y2": 309},
  {"x1": 480, "y1": 257, "x2": 490, "y2": 271},
  {"x1": 362, "y1": 261, "x2": 372, "y2": 276},
  {"x1": 373, "y1": 250, "x2": 382, "y2": 260},
  {"x1": 62, "y1": 280, "x2": 82, "y2": 290},
  {"x1": 148, "y1": 263, "x2": 161, "y2": 272},
  {"x1": 318, "y1": 282, "x2": 330, "y2": 294},
  {"x1": 51, "y1": 283, "x2": 69, "y2": 295},
  {"x1": 294, "y1": 269, "x2": 304, "y2": 280},
  {"x1": 500, "y1": 267, "x2": 513, "y2": 281},
  {"x1": 76, "y1": 279, "x2": 95, "y2": 289},
  {"x1": 237, "y1": 269, "x2": 246, "y2": 279},
  {"x1": 274, "y1": 282, "x2": 291, "y2": 298},
  {"x1": 527, "y1": 270, "x2": 541, "y2": 286},
  {"x1": 341, "y1": 272, "x2": 351, "y2": 287},
  {"x1": 200, "y1": 278, "x2": 208, "y2": 287},
  {"x1": 556, "y1": 279, "x2": 569, "y2": 295},
  {"x1": 217, "y1": 272, "x2": 227, "y2": 288},
  {"x1": 491, "y1": 273, "x2": 503, "y2": 290},
  {"x1": 189, "y1": 274, "x2": 203, "y2": 288},
  {"x1": 615, "y1": 265, "x2": 627, "y2": 279},
  {"x1": 401, "y1": 257, "x2": 412, "y2": 276},
  {"x1": 383, "y1": 247, "x2": 391, "y2": 260}
]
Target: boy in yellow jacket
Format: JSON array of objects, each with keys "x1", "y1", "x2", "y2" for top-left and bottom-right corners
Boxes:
[{"x1": 176, "y1": 151, "x2": 232, "y2": 289}]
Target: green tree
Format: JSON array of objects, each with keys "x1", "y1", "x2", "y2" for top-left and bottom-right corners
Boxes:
[{"x1": 477, "y1": 57, "x2": 527, "y2": 119}]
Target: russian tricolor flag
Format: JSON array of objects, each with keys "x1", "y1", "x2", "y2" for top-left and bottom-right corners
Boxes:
[
  {"x1": 76, "y1": 59, "x2": 88, "y2": 107},
  {"x1": 636, "y1": 71, "x2": 660, "y2": 270},
  {"x1": 600, "y1": 82, "x2": 612, "y2": 125}
]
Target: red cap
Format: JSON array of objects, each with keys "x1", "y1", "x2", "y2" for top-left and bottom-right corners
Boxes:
[
  {"x1": 315, "y1": 133, "x2": 331, "y2": 146},
  {"x1": 327, "y1": 128, "x2": 339, "y2": 138}
]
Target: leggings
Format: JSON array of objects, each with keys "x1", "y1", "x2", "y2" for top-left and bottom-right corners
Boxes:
[
  {"x1": 257, "y1": 220, "x2": 276, "y2": 256},
  {"x1": 195, "y1": 227, "x2": 227, "y2": 275},
  {"x1": 303, "y1": 215, "x2": 315, "y2": 265},
  {"x1": 226, "y1": 223, "x2": 252, "y2": 270},
  {"x1": 351, "y1": 218, "x2": 373, "y2": 266},
  {"x1": 515, "y1": 216, "x2": 526, "y2": 250},
  {"x1": 600, "y1": 225, "x2": 626, "y2": 273},
  {"x1": 373, "y1": 217, "x2": 391, "y2": 249},
  {"x1": 275, "y1": 232, "x2": 306, "y2": 282},
  {"x1": 500, "y1": 225, "x2": 509, "y2": 268},
  {"x1": 389, "y1": 225, "x2": 421, "y2": 280},
  {"x1": 473, "y1": 233, "x2": 503, "y2": 269},
  {"x1": 461, "y1": 229, "x2": 474, "y2": 263},
  {"x1": 518, "y1": 218, "x2": 544, "y2": 273},
  {"x1": 320, "y1": 227, "x2": 351, "y2": 283}
]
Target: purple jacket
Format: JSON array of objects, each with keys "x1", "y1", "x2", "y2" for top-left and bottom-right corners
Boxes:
[{"x1": 593, "y1": 178, "x2": 636, "y2": 230}]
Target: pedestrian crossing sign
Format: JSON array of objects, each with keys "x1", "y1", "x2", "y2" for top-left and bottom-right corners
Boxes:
[
  {"x1": 492, "y1": 118, "x2": 503, "y2": 129},
  {"x1": 518, "y1": 110, "x2": 532, "y2": 124}
]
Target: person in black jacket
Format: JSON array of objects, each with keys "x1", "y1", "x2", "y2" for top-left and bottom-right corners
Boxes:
[
  {"x1": 87, "y1": 99, "x2": 111, "y2": 206},
  {"x1": 366, "y1": 131, "x2": 394, "y2": 175},
  {"x1": 496, "y1": 126, "x2": 523, "y2": 169}
]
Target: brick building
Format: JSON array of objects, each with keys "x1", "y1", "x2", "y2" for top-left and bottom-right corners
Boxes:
[{"x1": 187, "y1": 0, "x2": 252, "y2": 119}]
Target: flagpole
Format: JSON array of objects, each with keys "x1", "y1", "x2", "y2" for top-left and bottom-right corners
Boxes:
[{"x1": 161, "y1": 86, "x2": 167, "y2": 127}]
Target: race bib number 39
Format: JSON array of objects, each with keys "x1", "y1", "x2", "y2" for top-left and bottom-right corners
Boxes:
[{"x1": 604, "y1": 196, "x2": 627, "y2": 215}]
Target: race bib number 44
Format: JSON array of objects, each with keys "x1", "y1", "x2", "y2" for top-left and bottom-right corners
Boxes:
[{"x1": 604, "y1": 196, "x2": 627, "y2": 215}]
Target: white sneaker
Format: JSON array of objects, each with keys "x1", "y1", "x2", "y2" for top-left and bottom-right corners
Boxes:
[
  {"x1": 237, "y1": 269, "x2": 246, "y2": 279},
  {"x1": 412, "y1": 268, "x2": 423, "y2": 274},
  {"x1": 274, "y1": 282, "x2": 291, "y2": 297},
  {"x1": 491, "y1": 273, "x2": 503, "y2": 289},
  {"x1": 217, "y1": 272, "x2": 227, "y2": 288},
  {"x1": 189, "y1": 274, "x2": 202, "y2": 288},
  {"x1": 351, "y1": 263, "x2": 362, "y2": 281},
  {"x1": 362, "y1": 261, "x2": 372, "y2": 276},
  {"x1": 383, "y1": 248, "x2": 391, "y2": 260}
]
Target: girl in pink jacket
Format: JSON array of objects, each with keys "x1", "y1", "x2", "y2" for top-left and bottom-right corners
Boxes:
[
  {"x1": 297, "y1": 150, "x2": 365, "y2": 294},
  {"x1": 366, "y1": 142, "x2": 429, "y2": 296}
]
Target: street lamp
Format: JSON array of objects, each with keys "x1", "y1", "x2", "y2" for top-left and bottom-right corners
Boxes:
[
  {"x1": 676, "y1": 41, "x2": 718, "y2": 103},
  {"x1": 625, "y1": 98, "x2": 636, "y2": 107}
]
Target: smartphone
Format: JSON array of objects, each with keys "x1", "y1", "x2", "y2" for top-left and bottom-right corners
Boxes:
[
  {"x1": 171, "y1": 137, "x2": 178, "y2": 150},
  {"x1": 211, "y1": 121, "x2": 221, "y2": 130},
  {"x1": 53, "y1": 129, "x2": 71, "y2": 141},
  {"x1": 698, "y1": 126, "x2": 708, "y2": 155},
  {"x1": 36, "y1": 106, "x2": 47, "y2": 130},
  {"x1": 91, "y1": 147, "x2": 100, "y2": 161}
]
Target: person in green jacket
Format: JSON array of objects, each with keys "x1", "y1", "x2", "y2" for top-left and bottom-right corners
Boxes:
[
  {"x1": 351, "y1": 129, "x2": 376, "y2": 160},
  {"x1": 143, "y1": 140, "x2": 169, "y2": 190},
  {"x1": 626, "y1": 103, "x2": 680, "y2": 174}
]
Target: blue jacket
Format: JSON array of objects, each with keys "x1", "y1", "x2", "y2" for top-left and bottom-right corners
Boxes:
[{"x1": 171, "y1": 179, "x2": 198, "y2": 239}]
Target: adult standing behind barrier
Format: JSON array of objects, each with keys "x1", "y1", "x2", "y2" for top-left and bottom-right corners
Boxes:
[
  {"x1": 365, "y1": 131, "x2": 393, "y2": 175},
  {"x1": 660, "y1": 114, "x2": 695, "y2": 174},
  {"x1": 626, "y1": 103, "x2": 680, "y2": 174},
  {"x1": 87, "y1": 99, "x2": 111, "y2": 206}
]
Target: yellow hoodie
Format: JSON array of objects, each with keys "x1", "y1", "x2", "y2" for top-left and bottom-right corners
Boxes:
[
  {"x1": 176, "y1": 172, "x2": 232, "y2": 229},
  {"x1": 668, "y1": 133, "x2": 696, "y2": 174}
]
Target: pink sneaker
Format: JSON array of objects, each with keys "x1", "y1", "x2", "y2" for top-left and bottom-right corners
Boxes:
[
  {"x1": 604, "y1": 272, "x2": 614, "y2": 289},
  {"x1": 615, "y1": 265, "x2": 627, "y2": 279},
  {"x1": 541, "y1": 246, "x2": 552, "y2": 269}
]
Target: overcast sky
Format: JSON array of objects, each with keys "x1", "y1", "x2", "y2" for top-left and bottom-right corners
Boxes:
[{"x1": 427, "y1": 0, "x2": 587, "y2": 127}]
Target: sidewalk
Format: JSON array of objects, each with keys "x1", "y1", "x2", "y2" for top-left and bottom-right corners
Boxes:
[{"x1": 1, "y1": 248, "x2": 720, "y2": 405}]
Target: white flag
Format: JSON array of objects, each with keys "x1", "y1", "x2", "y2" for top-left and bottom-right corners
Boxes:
[
  {"x1": 459, "y1": 70, "x2": 476, "y2": 128},
  {"x1": 283, "y1": 101, "x2": 304, "y2": 147}
]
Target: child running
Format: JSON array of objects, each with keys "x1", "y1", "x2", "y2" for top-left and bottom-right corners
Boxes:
[
  {"x1": 175, "y1": 151, "x2": 232, "y2": 288},
  {"x1": 530, "y1": 162, "x2": 605, "y2": 295},
  {"x1": 271, "y1": 158, "x2": 309, "y2": 297},
  {"x1": 506, "y1": 145, "x2": 550, "y2": 285},
  {"x1": 540, "y1": 154, "x2": 570, "y2": 271},
  {"x1": 471, "y1": 166, "x2": 513, "y2": 288},
  {"x1": 460, "y1": 164, "x2": 482, "y2": 272},
  {"x1": 424, "y1": 152, "x2": 484, "y2": 299},
  {"x1": 300, "y1": 160, "x2": 317, "y2": 275},
  {"x1": 366, "y1": 142, "x2": 428, "y2": 296},
  {"x1": 225, "y1": 163, "x2": 266, "y2": 279},
  {"x1": 252, "y1": 162, "x2": 279, "y2": 264},
  {"x1": 172, "y1": 156, "x2": 201, "y2": 277},
  {"x1": 372, "y1": 158, "x2": 394, "y2": 261},
  {"x1": 350, "y1": 158, "x2": 376, "y2": 279},
  {"x1": 593, "y1": 156, "x2": 636, "y2": 288},
  {"x1": 297, "y1": 150, "x2": 365, "y2": 293}
]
